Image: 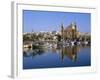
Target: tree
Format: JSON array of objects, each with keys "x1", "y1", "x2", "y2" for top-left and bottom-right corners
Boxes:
[
  {"x1": 57, "y1": 34, "x2": 61, "y2": 42},
  {"x1": 23, "y1": 34, "x2": 30, "y2": 42}
]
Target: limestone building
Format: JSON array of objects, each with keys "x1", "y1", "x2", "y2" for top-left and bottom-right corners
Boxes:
[{"x1": 61, "y1": 22, "x2": 79, "y2": 41}]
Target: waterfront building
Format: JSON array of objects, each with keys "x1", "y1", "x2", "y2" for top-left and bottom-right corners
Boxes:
[{"x1": 61, "y1": 22, "x2": 79, "y2": 41}]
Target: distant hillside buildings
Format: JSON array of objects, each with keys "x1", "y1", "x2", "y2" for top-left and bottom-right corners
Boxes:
[{"x1": 23, "y1": 22, "x2": 91, "y2": 43}]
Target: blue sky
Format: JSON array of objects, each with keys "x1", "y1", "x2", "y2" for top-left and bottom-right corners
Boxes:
[{"x1": 23, "y1": 10, "x2": 91, "y2": 33}]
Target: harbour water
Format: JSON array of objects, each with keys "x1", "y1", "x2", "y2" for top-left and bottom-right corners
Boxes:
[{"x1": 23, "y1": 45, "x2": 91, "y2": 69}]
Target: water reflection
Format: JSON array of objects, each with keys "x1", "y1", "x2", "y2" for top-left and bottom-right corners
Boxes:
[
  {"x1": 23, "y1": 45, "x2": 90, "y2": 69},
  {"x1": 60, "y1": 46, "x2": 78, "y2": 62},
  {"x1": 23, "y1": 45, "x2": 82, "y2": 62},
  {"x1": 23, "y1": 48, "x2": 45, "y2": 57}
]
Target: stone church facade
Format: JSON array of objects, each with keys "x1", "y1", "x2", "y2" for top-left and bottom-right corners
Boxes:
[{"x1": 61, "y1": 22, "x2": 79, "y2": 41}]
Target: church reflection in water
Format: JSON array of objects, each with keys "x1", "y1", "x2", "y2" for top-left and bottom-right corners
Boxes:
[{"x1": 59, "y1": 46, "x2": 79, "y2": 62}]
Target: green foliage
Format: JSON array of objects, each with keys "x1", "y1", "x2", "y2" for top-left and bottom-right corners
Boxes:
[{"x1": 57, "y1": 34, "x2": 61, "y2": 42}]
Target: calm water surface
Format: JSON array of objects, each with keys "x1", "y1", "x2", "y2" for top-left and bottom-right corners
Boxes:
[{"x1": 23, "y1": 46, "x2": 91, "y2": 69}]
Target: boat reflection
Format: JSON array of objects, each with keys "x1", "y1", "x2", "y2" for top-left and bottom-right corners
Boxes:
[{"x1": 23, "y1": 48, "x2": 45, "y2": 57}]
